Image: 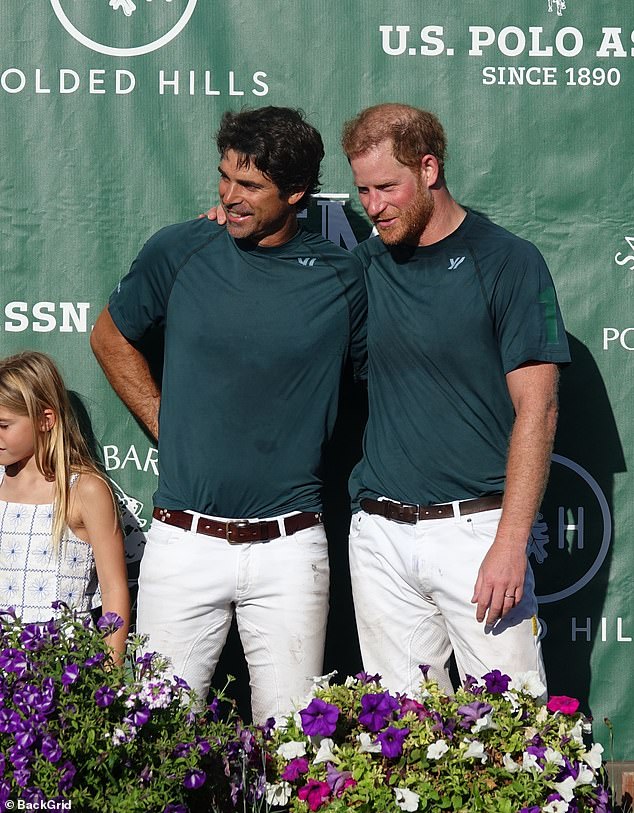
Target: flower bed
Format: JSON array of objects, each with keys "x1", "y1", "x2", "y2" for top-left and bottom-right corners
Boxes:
[
  {"x1": 0, "y1": 605, "x2": 611, "y2": 813},
  {"x1": 265, "y1": 669, "x2": 610, "y2": 813},
  {"x1": 0, "y1": 604, "x2": 262, "y2": 813}
]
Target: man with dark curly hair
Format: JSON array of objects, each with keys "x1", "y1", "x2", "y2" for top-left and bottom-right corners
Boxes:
[{"x1": 91, "y1": 107, "x2": 366, "y2": 722}]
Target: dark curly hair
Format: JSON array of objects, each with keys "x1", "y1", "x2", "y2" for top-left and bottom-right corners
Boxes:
[{"x1": 216, "y1": 107, "x2": 324, "y2": 210}]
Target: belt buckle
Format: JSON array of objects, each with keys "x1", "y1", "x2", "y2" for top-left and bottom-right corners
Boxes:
[
  {"x1": 225, "y1": 519, "x2": 267, "y2": 545},
  {"x1": 386, "y1": 501, "x2": 419, "y2": 524},
  {"x1": 226, "y1": 520, "x2": 254, "y2": 544}
]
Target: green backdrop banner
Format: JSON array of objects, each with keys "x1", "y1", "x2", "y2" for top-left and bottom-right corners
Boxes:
[{"x1": 1, "y1": 0, "x2": 632, "y2": 757}]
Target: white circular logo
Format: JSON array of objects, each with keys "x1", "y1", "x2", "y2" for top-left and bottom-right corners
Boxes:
[
  {"x1": 533, "y1": 454, "x2": 611, "y2": 604},
  {"x1": 50, "y1": 0, "x2": 198, "y2": 57}
]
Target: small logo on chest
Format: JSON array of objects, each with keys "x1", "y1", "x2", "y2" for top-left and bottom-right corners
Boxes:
[
  {"x1": 297, "y1": 257, "x2": 317, "y2": 267},
  {"x1": 448, "y1": 257, "x2": 466, "y2": 270}
]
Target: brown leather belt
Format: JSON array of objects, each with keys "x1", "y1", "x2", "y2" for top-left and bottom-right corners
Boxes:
[
  {"x1": 152, "y1": 507, "x2": 322, "y2": 543},
  {"x1": 360, "y1": 494, "x2": 503, "y2": 524}
]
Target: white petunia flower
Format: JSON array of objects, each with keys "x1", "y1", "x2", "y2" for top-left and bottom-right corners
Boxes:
[
  {"x1": 553, "y1": 776, "x2": 576, "y2": 802},
  {"x1": 544, "y1": 800, "x2": 569, "y2": 813},
  {"x1": 265, "y1": 782, "x2": 292, "y2": 806},
  {"x1": 311, "y1": 670, "x2": 338, "y2": 691},
  {"x1": 357, "y1": 732, "x2": 382, "y2": 753},
  {"x1": 510, "y1": 671, "x2": 547, "y2": 699},
  {"x1": 344, "y1": 675, "x2": 356, "y2": 687},
  {"x1": 569, "y1": 718, "x2": 592, "y2": 744},
  {"x1": 426, "y1": 739, "x2": 449, "y2": 760},
  {"x1": 521, "y1": 751, "x2": 541, "y2": 772},
  {"x1": 313, "y1": 737, "x2": 336, "y2": 764},
  {"x1": 277, "y1": 740, "x2": 306, "y2": 759},
  {"x1": 472, "y1": 712, "x2": 497, "y2": 734},
  {"x1": 536, "y1": 705, "x2": 549, "y2": 724},
  {"x1": 575, "y1": 764, "x2": 596, "y2": 787},
  {"x1": 543, "y1": 747, "x2": 565, "y2": 767},
  {"x1": 394, "y1": 787, "x2": 420, "y2": 811},
  {"x1": 582, "y1": 742, "x2": 604, "y2": 769},
  {"x1": 503, "y1": 753, "x2": 520, "y2": 773},
  {"x1": 463, "y1": 740, "x2": 487, "y2": 763}
]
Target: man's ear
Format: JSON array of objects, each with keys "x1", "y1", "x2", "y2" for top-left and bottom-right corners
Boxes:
[
  {"x1": 420, "y1": 153, "x2": 440, "y2": 189},
  {"x1": 287, "y1": 189, "x2": 307, "y2": 207},
  {"x1": 40, "y1": 408, "x2": 57, "y2": 432}
]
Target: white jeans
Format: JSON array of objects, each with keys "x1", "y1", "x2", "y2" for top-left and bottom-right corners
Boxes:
[
  {"x1": 349, "y1": 508, "x2": 545, "y2": 696},
  {"x1": 137, "y1": 516, "x2": 329, "y2": 723}
]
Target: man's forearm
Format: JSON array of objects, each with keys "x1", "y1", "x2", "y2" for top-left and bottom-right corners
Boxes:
[
  {"x1": 495, "y1": 367, "x2": 559, "y2": 550},
  {"x1": 90, "y1": 307, "x2": 161, "y2": 440}
]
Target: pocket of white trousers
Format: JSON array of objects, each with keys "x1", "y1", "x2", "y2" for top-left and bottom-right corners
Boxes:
[{"x1": 349, "y1": 511, "x2": 364, "y2": 539}]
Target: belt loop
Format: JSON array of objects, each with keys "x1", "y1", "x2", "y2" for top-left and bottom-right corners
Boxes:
[
  {"x1": 189, "y1": 511, "x2": 200, "y2": 532},
  {"x1": 451, "y1": 501, "x2": 461, "y2": 519},
  {"x1": 277, "y1": 516, "x2": 287, "y2": 537}
]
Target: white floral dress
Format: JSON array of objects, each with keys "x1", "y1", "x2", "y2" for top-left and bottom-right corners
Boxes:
[{"x1": 0, "y1": 468, "x2": 99, "y2": 621}]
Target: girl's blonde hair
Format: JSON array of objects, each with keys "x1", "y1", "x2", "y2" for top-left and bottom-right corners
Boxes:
[{"x1": 0, "y1": 351, "x2": 107, "y2": 550}]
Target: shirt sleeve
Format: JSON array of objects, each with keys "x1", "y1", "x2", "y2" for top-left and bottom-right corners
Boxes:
[
  {"x1": 108, "y1": 224, "x2": 182, "y2": 341},
  {"x1": 489, "y1": 240, "x2": 570, "y2": 374}
]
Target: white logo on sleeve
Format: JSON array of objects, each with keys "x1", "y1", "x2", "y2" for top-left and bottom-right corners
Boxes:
[{"x1": 297, "y1": 258, "x2": 317, "y2": 267}]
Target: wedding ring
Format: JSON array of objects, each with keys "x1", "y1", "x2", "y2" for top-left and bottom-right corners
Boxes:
[{"x1": 504, "y1": 593, "x2": 515, "y2": 599}]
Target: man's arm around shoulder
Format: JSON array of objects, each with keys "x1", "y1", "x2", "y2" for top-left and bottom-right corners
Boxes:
[{"x1": 90, "y1": 306, "x2": 161, "y2": 440}]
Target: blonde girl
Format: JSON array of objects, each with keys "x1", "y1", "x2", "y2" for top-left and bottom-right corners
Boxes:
[{"x1": 0, "y1": 351, "x2": 129, "y2": 659}]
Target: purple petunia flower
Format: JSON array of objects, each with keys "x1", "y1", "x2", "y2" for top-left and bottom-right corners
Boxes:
[
  {"x1": 41, "y1": 735, "x2": 62, "y2": 764},
  {"x1": 183, "y1": 768, "x2": 207, "y2": 790},
  {"x1": 85, "y1": 653, "x2": 106, "y2": 668},
  {"x1": 95, "y1": 686, "x2": 116, "y2": 708},
  {"x1": 22, "y1": 787, "x2": 46, "y2": 805},
  {"x1": 298, "y1": 778, "x2": 330, "y2": 811},
  {"x1": 457, "y1": 701, "x2": 493, "y2": 728},
  {"x1": 58, "y1": 760, "x2": 76, "y2": 792},
  {"x1": 0, "y1": 647, "x2": 30, "y2": 678},
  {"x1": 282, "y1": 757, "x2": 309, "y2": 781},
  {"x1": 164, "y1": 806, "x2": 188, "y2": 813},
  {"x1": 9, "y1": 746, "x2": 32, "y2": 770},
  {"x1": 0, "y1": 708, "x2": 20, "y2": 733},
  {"x1": 354, "y1": 670, "x2": 382, "y2": 685},
  {"x1": 526, "y1": 745, "x2": 547, "y2": 761},
  {"x1": 96, "y1": 612, "x2": 124, "y2": 634},
  {"x1": 359, "y1": 692, "x2": 399, "y2": 732},
  {"x1": 61, "y1": 663, "x2": 80, "y2": 686},
  {"x1": 418, "y1": 664, "x2": 431, "y2": 680},
  {"x1": 300, "y1": 698, "x2": 340, "y2": 737},
  {"x1": 431, "y1": 711, "x2": 456, "y2": 739},
  {"x1": 124, "y1": 707, "x2": 151, "y2": 727},
  {"x1": 399, "y1": 696, "x2": 430, "y2": 721},
  {"x1": 13, "y1": 720, "x2": 37, "y2": 750},
  {"x1": 172, "y1": 742, "x2": 194, "y2": 758},
  {"x1": 462, "y1": 674, "x2": 485, "y2": 695},
  {"x1": 19, "y1": 624, "x2": 44, "y2": 652},
  {"x1": 325, "y1": 762, "x2": 356, "y2": 797},
  {"x1": 207, "y1": 697, "x2": 220, "y2": 721},
  {"x1": 14, "y1": 767, "x2": 32, "y2": 788},
  {"x1": 482, "y1": 669, "x2": 511, "y2": 694},
  {"x1": 376, "y1": 726, "x2": 410, "y2": 758},
  {"x1": 519, "y1": 807, "x2": 540, "y2": 813}
]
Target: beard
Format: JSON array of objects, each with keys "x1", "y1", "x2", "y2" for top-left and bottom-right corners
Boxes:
[{"x1": 375, "y1": 182, "x2": 435, "y2": 246}]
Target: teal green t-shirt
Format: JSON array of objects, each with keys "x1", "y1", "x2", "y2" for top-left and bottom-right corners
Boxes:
[
  {"x1": 349, "y1": 209, "x2": 570, "y2": 507},
  {"x1": 109, "y1": 218, "x2": 367, "y2": 517}
]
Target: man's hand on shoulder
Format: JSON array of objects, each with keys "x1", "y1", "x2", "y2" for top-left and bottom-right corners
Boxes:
[{"x1": 198, "y1": 205, "x2": 227, "y2": 225}]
